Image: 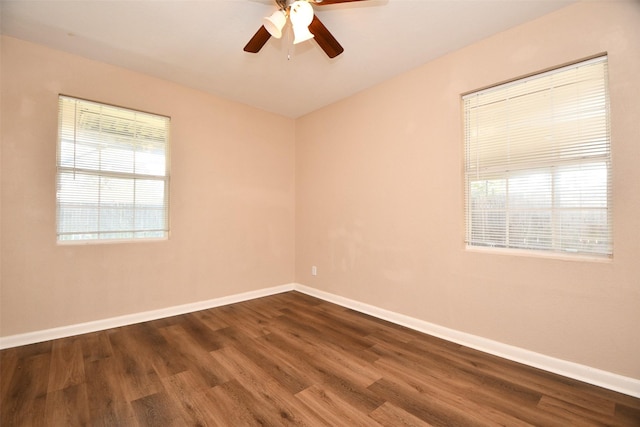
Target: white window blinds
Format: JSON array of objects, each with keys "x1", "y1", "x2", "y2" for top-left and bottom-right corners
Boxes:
[
  {"x1": 57, "y1": 96, "x2": 170, "y2": 242},
  {"x1": 463, "y1": 56, "x2": 611, "y2": 256}
]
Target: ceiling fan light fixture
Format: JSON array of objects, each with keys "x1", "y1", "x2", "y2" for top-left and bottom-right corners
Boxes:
[
  {"x1": 263, "y1": 9, "x2": 287, "y2": 38},
  {"x1": 292, "y1": 24, "x2": 315, "y2": 44},
  {"x1": 289, "y1": 1, "x2": 314, "y2": 26},
  {"x1": 289, "y1": 1, "x2": 315, "y2": 44},
  {"x1": 245, "y1": 0, "x2": 350, "y2": 57}
]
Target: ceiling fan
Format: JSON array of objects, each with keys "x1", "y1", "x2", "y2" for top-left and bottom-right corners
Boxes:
[{"x1": 244, "y1": 0, "x2": 367, "y2": 58}]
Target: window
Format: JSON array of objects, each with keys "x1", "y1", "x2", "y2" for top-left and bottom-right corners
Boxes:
[
  {"x1": 463, "y1": 56, "x2": 611, "y2": 257},
  {"x1": 57, "y1": 96, "x2": 170, "y2": 242}
]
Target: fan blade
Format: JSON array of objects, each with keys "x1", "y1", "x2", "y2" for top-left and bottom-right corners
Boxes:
[
  {"x1": 309, "y1": 15, "x2": 344, "y2": 58},
  {"x1": 314, "y1": 0, "x2": 369, "y2": 5},
  {"x1": 244, "y1": 26, "x2": 271, "y2": 53}
]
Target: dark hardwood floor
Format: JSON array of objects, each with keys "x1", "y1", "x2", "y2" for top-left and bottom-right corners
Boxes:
[{"x1": 1, "y1": 291, "x2": 639, "y2": 426}]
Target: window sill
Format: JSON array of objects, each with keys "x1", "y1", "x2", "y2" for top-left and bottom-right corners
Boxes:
[
  {"x1": 56, "y1": 237, "x2": 169, "y2": 246},
  {"x1": 464, "y1": 245, "x2": 612, "y2": 263}
]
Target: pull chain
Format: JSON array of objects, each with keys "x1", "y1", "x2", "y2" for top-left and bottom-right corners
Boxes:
[{"x1": 285, "y1": 23, "x2": 293, "y2": 61}]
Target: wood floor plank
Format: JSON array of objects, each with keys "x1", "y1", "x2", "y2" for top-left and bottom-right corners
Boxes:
[
  {"x1": 84, "y1": 357, "x2": 137, "y2": 426},
  {"x1": 266, "y1": 291, "x2": 325, "y2": 309},
  {"x1": 257, "y1": 332, "x2": 332, "y2": 386},
  {"x1": 160, "y1": 371, "x2": 216, "y2": 426},
  {"x1": 273, "y1": 311, "x2": 375, "y2": 360},
  {"x1": 271, "y1": 314, "x2": 382, "y2": 388},
  {"x1": 108, "y1": 329, "x2": 164, "y2": 402},
  {"x1": 369, "y1": 401, "x2": 436, "y2": 427},
  {"x1": 369, "y1": 340, "x2": 563, "y2": 426},
  {"x1": 395, "y1": 335, "x2": 619, "y2": 422},
  {"x1": 371, "y1": 356, "x2": 535, "y2": 427},
  {"x1": 122, "y1": 320, "x2": 190, "y2": 379},
  {"x1": 190, "y1": 307, "x2": 231, "y2": 332},
  {"x1": 79, "y1": 330, "x2": 113, "y2": 363},
  {"x1": 369, "y1": 377, "x2": 509, "y2": 427},
  {"x1": 264, "y1": 328, "x2": 386, "y2": 414},
  {"x1": 6, "y1": 340, "x2": 52, "y2": 359},
  {"x1": 279, "y1": 306, "x2": 377, "y2": 351},
  {"x1": 616, "y1": 403, "x2": 640, "y2": 425},
  {"x1": 210, "y1": 345, "x2": 322, "y2": 426},
  {"x1": 0, "y1": 347, "x2": 19, "y2": 401},
  {"x1": 537, "y1": 395, "x2": 617, "y2": 426},
  {"x1": 47, "y1": 337, "x2": 85, "y2": 392},
  {"x1": 131, "y1": 391, "x2": 184, "y2": 426},
  {"x1": 295, "y1": 384, "x2": 384, "y2": 427},
  {"x1": 158, "y1": 323, "x2": 232, "y2": 387},
  {"x1": 184, "y1": 386, "x2": 233, "y2": 427},
  {"x1": 230, "y1": 332, "x2": 311, "y2": 395},
  {"x1": 1, "y1": 352, "x2": 50, "y2": 426},
  {"x1": 43, "y1": 383, "x2": 90, "y2": 426},
  {"x1": 455, "y1": 345, "x2": 622, "y2": 419},
  {"x1": 236, "y1": 295, "x2": 292, "y2": 319},
  {"x1": 215, "y1": 303, "x2": 272, "y2": 339},
  {"x1": 206, "y1": 379, "x2": 280, "y2": 426},
  {"x1": 179, "y1": 312, "x2": 227, "y2": 352},
  {"x1": 1, "y1": 291, "x2": 638, "y2": 426}
]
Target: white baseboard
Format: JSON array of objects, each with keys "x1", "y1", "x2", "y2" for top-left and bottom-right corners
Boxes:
[
  {"x1": 0, "y1": 283, "x2": 295, "y2": 350},
  {"x1": 293, "y1": 283, "x2": 640, "y2": 399},
  {"x1": 1, "y1": 281, "x2": 638, "y2": 398}
]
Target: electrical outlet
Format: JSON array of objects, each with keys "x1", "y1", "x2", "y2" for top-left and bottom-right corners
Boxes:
[{"x1": 311, "y1": 266, "x2": 317, "y2": 276}]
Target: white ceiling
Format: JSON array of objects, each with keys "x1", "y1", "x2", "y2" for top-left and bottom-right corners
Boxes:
[{"x1": 1, "y1": 0, "x2": 576, "y2": 118}]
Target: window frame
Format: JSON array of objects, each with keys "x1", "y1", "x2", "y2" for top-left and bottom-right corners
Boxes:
[
  {"x1": 462, "y1": 56, "x2": 612, "y2": 259},
  {"x1": 56, "y1": 95, "x2": 171, "y2": 244}
]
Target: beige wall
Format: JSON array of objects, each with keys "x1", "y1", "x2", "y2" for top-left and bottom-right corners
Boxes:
[
  {"x1": 295, "y1": 1, "x2": 640, "y2": 379},
  {"x1": 1, "y1": 36, "x2": 296, "y2": 336}
]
